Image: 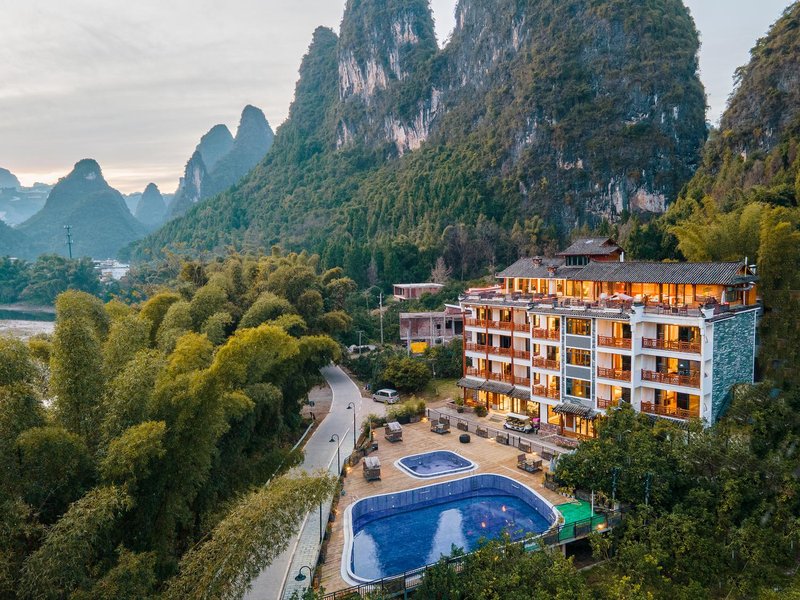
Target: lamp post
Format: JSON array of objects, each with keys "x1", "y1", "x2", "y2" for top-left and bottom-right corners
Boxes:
[
  {"x1": 347, "y1": 402, "x2": 357, "y2": 451},
  {"x1": 357, "y1": 330, "x2": 364, "y2": 355},
  {"x1": 295, "y1": 565, "x2": 312, "y2": 582},
  {"x1": 329, "y1": 433, "x2": 341, "y2": 475}
]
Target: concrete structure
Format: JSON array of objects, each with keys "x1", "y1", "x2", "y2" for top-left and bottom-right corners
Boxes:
[
  {"x1": 459, "y1": 239, "x2": 760, "y2": 439},
  {"x1": 393, "y1": 283, "x2": 444, "y2": 301},
  {"x1": 399, "y1": 306, "x2": 463, "y2": 348}
]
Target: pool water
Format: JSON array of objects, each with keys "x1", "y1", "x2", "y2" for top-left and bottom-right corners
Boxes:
[
  {"x1": 396, "y1": 450, "x2": 475, "y2": 478},
  {"x1": 351, "y1": 493, "x2": 550, "y2": 581}
]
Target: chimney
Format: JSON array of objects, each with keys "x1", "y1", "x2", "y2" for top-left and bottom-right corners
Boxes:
[
  {"x1": 532, "y1": 257, "x2": 543, "y2": 267},
  {"x1": 547, "y1": 266, "x2": 557, "y2": 277},
  {"x1": 620, "y1": 251, "x2": 625, "y2": 263}
]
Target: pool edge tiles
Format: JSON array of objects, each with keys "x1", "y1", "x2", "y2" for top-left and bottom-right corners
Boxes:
[
  {"x1": 394, "y1": 450, "x2": 477, "y2": 479},
  {"x1": 341, "y1": 473, "x2": 559, "y2": 586}
]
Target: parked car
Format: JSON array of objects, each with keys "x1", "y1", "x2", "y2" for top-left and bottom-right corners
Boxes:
[{"x1": 372, "y1": 389, "x2": 400, "y2": 404}]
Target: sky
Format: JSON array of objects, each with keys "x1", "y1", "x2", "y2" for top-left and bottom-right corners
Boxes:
[{"x1": 0, "y1": 0, "x2": 794, "y2": 194}]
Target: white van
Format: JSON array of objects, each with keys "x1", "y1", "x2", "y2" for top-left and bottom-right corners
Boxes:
[
  {"x1": 372, "y1": 389, "x2": 400, "y2": 404},
  {"x1": 504, "y1": 412, "x2": 535, "y2": 433}
]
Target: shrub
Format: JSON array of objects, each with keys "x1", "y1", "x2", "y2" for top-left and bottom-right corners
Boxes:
[
  {"x1": 474, "y1": 405, "x2": 488, "y2": 417},
  {"x1": 380, "y1": 356, "x2": 431, "y2": 393}
]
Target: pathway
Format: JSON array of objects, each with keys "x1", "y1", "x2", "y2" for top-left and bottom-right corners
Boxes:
[{"x1": 245, "y1": 365, "x2": 381, "y2": 600}]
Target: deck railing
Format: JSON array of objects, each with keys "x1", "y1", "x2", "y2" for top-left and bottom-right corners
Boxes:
[
  {"x1": 641, "y1": 401, "x2": 699, "y2": 420},
  {"x1": 513, "y1": 376, "x2": 531, "y2": 386},
  {"x1": 532, "y1": 357, "x2": 560, "y2": 371},
  {"x1": 512, "y1": 349, "x2": 531, "y2": 360},
  {"x1": 596, "y1": 367, "x2": 632, "y2": 382},
  {"x1": 596, "y1": 397, "x2": 619, "y2": 410},
  {"x1": 532, "y1": 385, "x2": 561, "y2": 400},
  {"x1": 641, "y1": 369, "x2": 700, "y2": 388},
  {"x1": 532, "y1": 328, "x2": 560, "y2": 340},
  {"x1": 642, "y1": 338, "x2": 701, "y2": 354},
  {"x1": 597, "y1": 336, "x2": 632, "y2": 350}
]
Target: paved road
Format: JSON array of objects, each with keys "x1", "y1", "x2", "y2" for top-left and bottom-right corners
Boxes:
[{"x1": 245, "y1": 365, "x2": 377, "y2": 600}]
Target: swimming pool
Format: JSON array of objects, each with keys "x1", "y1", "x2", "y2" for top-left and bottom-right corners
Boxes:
[
  {"x1": 395, "y1": 450, "x2": 476, "y2": 479},
  {"x1": 342, "y1": 474, "x2": 558, "y2": 584}
]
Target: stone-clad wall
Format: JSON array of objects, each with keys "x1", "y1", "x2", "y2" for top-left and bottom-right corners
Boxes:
[{"x1": 711, "y1": 310, "x2": 758, "y2": 422}]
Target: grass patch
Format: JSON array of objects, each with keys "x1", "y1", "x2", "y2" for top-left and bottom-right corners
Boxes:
[{"x1": 414, "y1": 378, "x2": 460, "y2": 404}]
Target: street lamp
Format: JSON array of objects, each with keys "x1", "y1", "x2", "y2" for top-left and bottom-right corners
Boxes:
[
  {"x1": 295, "y1": 565, "x2": 312, "y2": 582},
  {"x1": 329, "y1": 433, "x2": 341, "y2": 475},
  {"x1": 357, "y1": 330, "x2": 364, "y2": 355},
  {"x1": 347, "y1": 402, "x2": 357, "y2": 450}
]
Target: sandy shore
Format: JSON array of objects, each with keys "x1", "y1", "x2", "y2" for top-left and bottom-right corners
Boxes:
[{"x1": 0, "y1": 320, "x2": 55, "y2": 339}]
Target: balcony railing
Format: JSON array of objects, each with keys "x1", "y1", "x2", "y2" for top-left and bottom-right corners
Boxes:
[
  {"x1": 513, "y1": 376, "x2": 531, "y2": 386},
  {"x1": 642, "y1": 338, "x2": 701, "y2": 354},
  {"x1": 465, "y1": 318, "x2": 486, "y2": 328},
  {"x1": 596, "y1": 397, "x2": 619, "y2": 410},
  {"x1": 465, "y1": 367, "x2": 481, "y2": 377},
  {"x1": 597, "y1": 336, "x2": 632, "y2": 350},
  {"x1": 465, "y1": 342, "x2": 486, "y2": 353},
  {"x1": 512, "y1": 349, "x2": 531, "y2": 360},
  {"x1": 533, "y1": 357, "x2": 560, "y2": 371},
  {"x1": 642, "y1": 369, "x2": 700, "y2": 388},
  {"x1": 596, "y1": 367, "x2": 632, "y2": 382},
  {"x1": 532, "y1": 385, "x2": 561, "y2": 400},
  {"x1": 533, "y1": 328, "x2": 560, "y2": 341},
  {"x1": 465, "y1": 367, "x2": 519, "y2": 385},
  {"x1": 488, "y1": 320, "x2": 514, "y2": 331},
  {"x1": 641, "y1": 401, "x2": 699, "y2": 420}
]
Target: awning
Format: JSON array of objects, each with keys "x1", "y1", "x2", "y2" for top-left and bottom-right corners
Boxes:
[
  {"x1": 480, "y1": 381, "x2": 515, "y2": 395},
  {"x1": 457, "y1": 377, "x2": 485, "y2": 391},
  {"x1": 553, "y1": 402, "x2": 597, "y2": 419},
  {"x1": 509, "y1": 386, "x2": 531, "y2": 401}
]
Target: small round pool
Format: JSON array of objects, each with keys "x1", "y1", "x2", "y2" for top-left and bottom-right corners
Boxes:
[
  {"x1": 342, "y1": 473, "x2": 558, "y2": 584},
  {"x1": 395, "y1": 450, "x2": 476, "y2": 479}
]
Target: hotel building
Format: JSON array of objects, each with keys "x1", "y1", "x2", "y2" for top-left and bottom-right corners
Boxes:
[{"x1": 458, "y1": 238, "x2": 759, "y2": 440}]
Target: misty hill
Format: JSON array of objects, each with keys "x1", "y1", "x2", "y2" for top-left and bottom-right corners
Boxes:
[
  {"x1": 135, "y1": 182, "x2": 167, "y2": 229},
  {"x1": 0, "y1": 219, "x2": 28, "y2": 257},
  {"x1": 132, "y1": 0, "x2": 706, "y2": 283},
  {"x1": 0, "y1": 167, "x2": 20, "y2": 190},
  {"x1": 0, "y1": 182, "x2": 51, "y2": 226},
  {"x1": 167, "y1": 106, "x2": 274, "y2": 219},
  {"x1": 18, "y1": 159, "x2": 147, "y2": 258}
]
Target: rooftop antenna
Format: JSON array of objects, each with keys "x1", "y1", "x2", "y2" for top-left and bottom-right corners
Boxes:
[{"x1": 64, "y1": 225, "x2": 74, "y2": 259}]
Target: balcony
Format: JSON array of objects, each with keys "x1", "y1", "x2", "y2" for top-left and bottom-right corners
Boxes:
[
  {"x1": 596, "y1": 397, "x2": 619, "y2": 410},
  {"x1": 533, "y1": 328, "x2": 560, "y2": 341},
  {"x1": 641, "y1": 401, "x2": 699, "y2": 420},
  {"x1": 642, "y1": 369, "x2": 700, "y2": 388},
  {"x1": 465, "y1": 367, "x2": 516, "y2": 384},
  {"x1": 512, "y1": 348, "x2": 531, "y2": 360},
  {"x1": 597, "y1": 336, "x2": 632, "y2": 350},
  {"x1": 464, "y1": 318, "x2": 515, "y2": 331},
  {"x1": 513, "y1": 376, "x2": 531, "y2": 386},
  {"x1": 532, "y1": 385, "x2": 560, "y2": 400},
  {"x1": 465, "y1": 318, "x2": 486, "y2": 328},
  {"x1": 642, "y1": 338, "x2": 701, "y2": 354},
  {"x1": 532, "y1": 357, "x2": 560, "y2": 371},
  {"x1": 597, "y1": 367, "x2": 632, "y2": 382}
]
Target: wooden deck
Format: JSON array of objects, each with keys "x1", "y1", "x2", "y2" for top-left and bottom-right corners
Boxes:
[{"x1": 318, "y1": 418, "x2": 571, "y2": 593}]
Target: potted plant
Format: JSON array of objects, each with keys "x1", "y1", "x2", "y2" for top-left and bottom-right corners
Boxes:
[
  {"x1": 474, "y1": 405, "x2": 488, "y2": 418},
  {"x1": 455, "y1": 398, "x2": 465, "y2": 413}
]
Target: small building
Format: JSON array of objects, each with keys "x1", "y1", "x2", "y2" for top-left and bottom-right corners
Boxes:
[
  {"x1": 556, "y1": 237, "x2": 623, "y2": 266},
  {"x1": 400, "y1": 306, "x2": 463, "y2": 350},
  {"x1": 393, "y1": 283, "x2": 444, "y2": 301}
]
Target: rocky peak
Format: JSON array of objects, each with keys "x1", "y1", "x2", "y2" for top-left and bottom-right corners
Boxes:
[
  {"x1": 197, "y1": 124, "x2": 234, "y2": 171},
  {"x1": 135, "y1": 182, "x2": 167, "y2": 228},
  {"x1": 231, "y1": 105, "x2": 274, "y2": 160},
  {"x1": 719, "y1": 3, "x2": 800, "y2": 154},
  {"x1": 0, "y1": 167, "x2": 20, "y2": 190},
  {"x1": 337, "y1": 0, "x2": 436, "y2": 101}
]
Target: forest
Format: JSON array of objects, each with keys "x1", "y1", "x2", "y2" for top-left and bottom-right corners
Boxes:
[{"x1": 0, "y1": 250, "x2": 351, "y2": 598}]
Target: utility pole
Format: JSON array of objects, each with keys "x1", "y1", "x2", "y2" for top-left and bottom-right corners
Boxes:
[
  {"x1": 379, "y1": 291, "x2": 384, "y2": 345},
  {"x1": 357, "y1": 330, "x2": 364, "y2": 355},
  {"x1": 63, "y1": 225, "x2": 74, "y2": 259}
]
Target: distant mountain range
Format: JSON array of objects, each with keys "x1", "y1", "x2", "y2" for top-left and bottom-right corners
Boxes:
[
  {"x1": 0, "y1": 104, "x2": 272, "y2": 259},
  {"x1": 167, "y1": 105, "x2": 274, "y2": 219}
]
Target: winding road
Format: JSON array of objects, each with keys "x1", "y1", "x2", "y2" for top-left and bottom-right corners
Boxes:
[{"x1": 245, "y1": 364, "x2": 380, "y2": 599}]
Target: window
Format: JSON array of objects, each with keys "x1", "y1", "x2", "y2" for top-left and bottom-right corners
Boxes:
[
  {"x1": 499, "y1": 335, "x2": 512, "y2": 349},
  {"x1": 567, "y1": 348, "x2": 591, "y2": 367},
  {"x1": 566, "y1": 255, "x2": 589, "y2": 266},
  {"x1": 566, "y1": 378, "x2": 591, "y2": 399},
  {"x1": 566, "y1": 318, "x2": 591, "y2": 336}
]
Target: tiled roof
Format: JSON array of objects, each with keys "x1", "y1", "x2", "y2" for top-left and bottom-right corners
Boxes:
[
  {"x1": 457, "y1": 377, "x2": 484, "y2": 390},
  {"x1": 497, "y1": 257, "x2": 586, "y2": 279},
  {"x1": 571, "y1": 261, "x2": 749, "y2": 286},
  {"x1": 557, "y1": 237, "x2": 621, "y2": 257},
  {"x1": 508, "y1": 387, "x2": 531, "y2": 401},
  {"x1": 553, "y1": 401, "x2": 597, "y2": 419},
  {"x1": 480, "y1": 381, "x2": 515, "y2": 395}
]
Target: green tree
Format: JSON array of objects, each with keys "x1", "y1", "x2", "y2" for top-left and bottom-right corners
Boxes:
[
  {"x1": 162, "y1": 473, "x2": 336, "y2": 600},
  {"x1": 381, "y1": 356, "x2": 432, "y2": 393}
]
